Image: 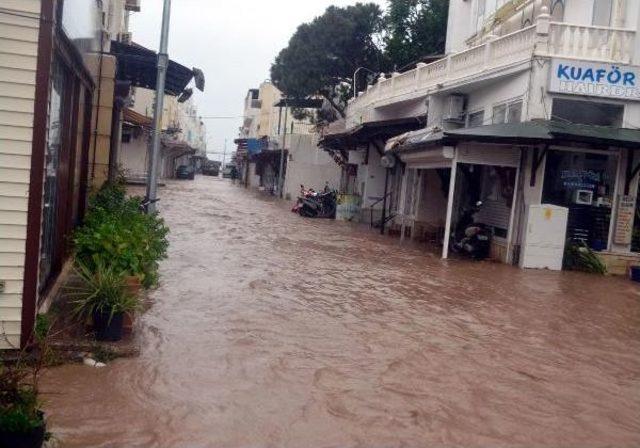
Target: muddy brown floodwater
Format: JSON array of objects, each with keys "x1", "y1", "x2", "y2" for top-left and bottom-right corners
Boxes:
[{"x1": 42, "y1": 176, "x2": 640, "y2": 447}]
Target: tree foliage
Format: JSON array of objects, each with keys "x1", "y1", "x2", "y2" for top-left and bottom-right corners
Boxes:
[
  {"x1": 270, "y1": 0, "x2": 449, "y2": 120},
  {"x1": 271, "y1": 3, "x2": 386, "y2": 118},
  {"x1": 384, "y1": 0, "x2": 449, "y2": 69}
]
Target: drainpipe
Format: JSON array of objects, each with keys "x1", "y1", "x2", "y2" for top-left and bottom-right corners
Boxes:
[{"x1": 91, "y1": 23, "x2": 106, "y2": 183}]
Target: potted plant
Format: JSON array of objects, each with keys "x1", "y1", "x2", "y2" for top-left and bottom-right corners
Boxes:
[
  {"x1": 0, "y1": 385, "x2": 46, "y2": 448},
  {"x1": 68, "y1": 260, "x2": 140, "y2": 342}
]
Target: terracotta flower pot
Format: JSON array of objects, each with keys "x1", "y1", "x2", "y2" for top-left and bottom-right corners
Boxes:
[{"x1": 124, "y1": 275, "x2": 142, "y2": 296}]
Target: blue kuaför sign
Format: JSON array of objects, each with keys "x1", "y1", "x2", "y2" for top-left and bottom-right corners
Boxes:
[{"x1": 549, "y1": 58, "x2": 640, "y2": 101}]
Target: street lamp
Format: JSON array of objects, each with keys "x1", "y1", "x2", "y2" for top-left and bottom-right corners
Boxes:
[
  {"x1": 146, "y1": 0, "x2": 172, "y2": 214},
  {"x1": 353, "y1": 66, "x2": 378, "y2": 99}
]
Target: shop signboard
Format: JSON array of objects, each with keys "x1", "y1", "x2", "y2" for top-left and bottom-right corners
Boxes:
[
  {"x1": 549, "y1": 59, "x2": 640, "y2": 101},
  {"x1": 614, "y1": 195, "x2": 636, "y2": 245}
]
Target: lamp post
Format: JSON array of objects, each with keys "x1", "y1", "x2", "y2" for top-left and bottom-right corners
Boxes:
[
  {"x1": 352, "y1": 66, "x2": 378, "y2": 99},
  {"x1": 146, "y1": 0, "x2": 172, "y2": 214}
]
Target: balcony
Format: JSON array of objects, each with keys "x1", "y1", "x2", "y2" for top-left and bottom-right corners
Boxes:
[{"x1": 346, "y1": 16, "x2": 636, "y2": 128}]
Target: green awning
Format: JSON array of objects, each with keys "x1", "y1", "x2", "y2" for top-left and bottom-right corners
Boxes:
[{"x1": 392, "y1": 120, "x2": 640, "y2": 152}]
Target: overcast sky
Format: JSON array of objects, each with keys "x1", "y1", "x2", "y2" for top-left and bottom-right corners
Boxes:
[{"x1": 130, "y1": 0, "x2": 386, "y2": 161}]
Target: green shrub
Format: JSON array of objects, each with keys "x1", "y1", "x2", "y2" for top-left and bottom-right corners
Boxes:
[
  {"x1": 563, "y1": 241, "x2": 607, "y2": 275},
  {"x1": 73, "y1": 182, "x2": 169, "y2": 286},
  {"x1": 0, "y1": 387, "x2": 43, "y2": 434}
]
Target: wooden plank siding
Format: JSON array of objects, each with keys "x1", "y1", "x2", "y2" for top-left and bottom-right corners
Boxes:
[{"x1": 0, "y1": 0, "x2": 40, "y2": 349}]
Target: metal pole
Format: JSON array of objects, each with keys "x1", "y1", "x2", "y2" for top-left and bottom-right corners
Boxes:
[
  {"x1": 146, "y1": 0, "x2": 172, "y2": 214},
  {"x1": 222, "y1": 139, "x2": 227, "y2": 168},
  {"x1": 277, "y1": 102, "x2": 288, "y2": 197}
]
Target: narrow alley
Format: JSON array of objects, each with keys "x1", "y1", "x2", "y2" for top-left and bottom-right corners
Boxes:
[{"x1": 41, "y1": 177, "x2": 640, "y2": 448}]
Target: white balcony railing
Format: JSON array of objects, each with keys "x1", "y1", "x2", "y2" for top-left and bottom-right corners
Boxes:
[
  {"x1": 347, "y1": 18, "x2": 637, "y2": 128},
  {"x1": 548, "y1": 22, "x2": 635, "y2": 64}
]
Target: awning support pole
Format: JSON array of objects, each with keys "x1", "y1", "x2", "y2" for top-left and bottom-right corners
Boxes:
[
  {"x1": 399, "y1": 165, "x2": 408, "y2": 242},
  {"x1": 146, "y1": 0, "x2": 172, "y2": 214},
  {"x1": 380, "y1": 168, "x2": 390, "y2": 235},
  {"x1": 625, "y1": 149, "x2": 640, "y2": 195},
  {"x1": 277, "y1": 102, "x2": 288, "y2": 197},
  {"x1": 442, "y1": 153, "x2": 458, "y2": 259},
  {"x1": 530, "y1": 145, "x2": 548, "y2": 187}
]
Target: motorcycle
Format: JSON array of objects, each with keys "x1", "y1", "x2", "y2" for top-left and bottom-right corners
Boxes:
[
  {"x1": 450, "y1": 201, "x2": 492, "y2": 260},
  {"x1": 291, "y1": 185, "x2": 317, "y2": 214},
  {"x1": 295, "y1": 185, "x2": 336, "y2": 219}
]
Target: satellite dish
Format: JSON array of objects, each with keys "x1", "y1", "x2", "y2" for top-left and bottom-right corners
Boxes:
[{"x1": 380, "y1": 154, "x2": 396, "y2": 169}]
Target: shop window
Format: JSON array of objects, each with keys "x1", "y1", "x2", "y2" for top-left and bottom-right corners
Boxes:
[
  {"x1": 467, "y1": 110, "x2": 485, "y2": 128},
  {"x1": 542, "y1": 150, "x2": 618, "y2": 251},
  {"x1": 551, "y1": 99, "x2": 623, "y2": 127},
  {"x1": 592, "y1": 0, "x2": 613, "y2": 26}
]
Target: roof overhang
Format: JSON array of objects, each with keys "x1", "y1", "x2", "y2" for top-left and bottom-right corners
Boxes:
[
  {"x1": 123, "y1": 107, "x2": 152, "y2": 128},
  {"x1": 111, "y1": 41, "x2": 195, "y2": 96},
  {"x1": 320, "y1": 116, "x2": 425, "y2": 151},
  {"x1": 274, "y1": 98, "x2": 323, "y2": 108},
  {"x1": 391, "y1": 120, "x2": 640, "y2": 153}
]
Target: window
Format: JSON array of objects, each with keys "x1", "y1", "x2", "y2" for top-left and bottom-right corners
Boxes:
[
  {"x1": 551, "y1": 99, "x2": 624, "y2": 127},
  {"x1": 551, "y1": 0, "x2": 565, "y2": 21},
  {"x1": 467, "y1": 110, "x2": 485, "y2": 128},
  {"x1": 492, "y1": 104, "x2": 507, "y2": 124},
  {"x1": 542, "y1": 150, "x2": 618, "y2": 251},
  {"x1": 492, "y1": 99, "x2": 523, "y2": 124},
  {"x1": 507, "y1": 100, "x2": 522, "y2": 123},
  {"x1": 592, "y1": 0, "x2": 613, "y2": 26}
]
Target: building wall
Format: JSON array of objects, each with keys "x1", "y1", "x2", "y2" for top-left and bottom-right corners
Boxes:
[
  {"x1": 120, "y1": 130, "x2": 149, "y2": 177},
  {"x1": 0, "y1": 0, "x2": 40, "y2": 349},
  {"x1": 282, "y1": 133, "x2": 341, "y2": 200}
]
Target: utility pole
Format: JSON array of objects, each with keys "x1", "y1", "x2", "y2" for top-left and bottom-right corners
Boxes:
[
  {"x1": 222, "y1": 139, "x2": 227, "y2": 168},
  {"x1": 145, "y1": 0, "x2": 172, "y2": 214},
  {"x1": 277, "y1": 101, "x2": 288, "y2": 197}
]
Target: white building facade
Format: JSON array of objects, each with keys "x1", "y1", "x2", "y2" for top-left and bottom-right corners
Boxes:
[{"x1": 326, "y1": 0, "x2": 640, "y2": 274}]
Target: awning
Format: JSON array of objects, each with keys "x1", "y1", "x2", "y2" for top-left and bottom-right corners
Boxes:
[
  {"x1": 320, "y1": 116, "x2": 425, "y2": 150},
  {"x1": 274, "y1": 98, "x2": 323, "y2": 108},
  {"x1": 391, "y1": 120, "x2": 640, "y2": 153},
  {"x1": 123, "y1": 107, "x2": 152, "y2": 127},
  {"x1": 111, "y1": 41, "x2": 195, "y2": 96}
]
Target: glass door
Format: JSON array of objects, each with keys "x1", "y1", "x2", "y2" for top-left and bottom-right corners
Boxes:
[{"x1": 39, "y1": 61, "x2": 67, "y2": 290}]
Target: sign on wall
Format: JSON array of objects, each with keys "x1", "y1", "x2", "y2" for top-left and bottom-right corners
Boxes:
[
  {"x1": 614, "y1": 195, "x2": 636, "y2": 245},
  {"x1": 549, "y1": 59, "x2": 640, "y2": 101}
]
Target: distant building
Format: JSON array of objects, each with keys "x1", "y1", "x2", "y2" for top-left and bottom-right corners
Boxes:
[{"x1": 235, "y1": 81, "x2": 340, "y2": 199}]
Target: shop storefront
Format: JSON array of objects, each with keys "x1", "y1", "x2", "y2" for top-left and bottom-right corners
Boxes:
[
  {"x1": 386, "y1": 121, "x2": 640, "y2": 272},
  {"x1": 541, "y1": 148, "x2": 619, "y2": 251}
]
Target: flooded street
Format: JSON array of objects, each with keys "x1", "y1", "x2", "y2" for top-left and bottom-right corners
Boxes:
[{"x1": 42, "y1": 176, "x2": 640, "y2": 447}]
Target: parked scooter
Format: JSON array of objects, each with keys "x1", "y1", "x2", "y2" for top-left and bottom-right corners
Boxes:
[
  {"x1": 291, "y1": 185, "x2": 317, "y2": 214},
  {"x1": 450, "y1": 201, "x2": 491, "y2": 260},
  {"x1": 294, "y1": 184, "x2": 337, "y2": 219}
]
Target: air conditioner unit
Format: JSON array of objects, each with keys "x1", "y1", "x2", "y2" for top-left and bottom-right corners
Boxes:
[
  {"x1": 125, "y1": 0, "x2": 141, "y2": 12},
  {"x1": 443, "y1": 94, "x2": 466, "y2": 122}
]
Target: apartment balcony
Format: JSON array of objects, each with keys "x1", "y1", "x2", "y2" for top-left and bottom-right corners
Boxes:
[{"x1": 346, "y1": 15, "x2": 636, "y2": 128}]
